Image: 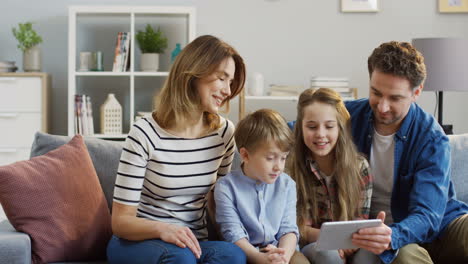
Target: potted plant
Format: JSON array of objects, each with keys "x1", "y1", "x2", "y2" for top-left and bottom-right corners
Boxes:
[
  {"x1": 136, "y1": 24, "x2": 168, "y2": 71},
  {"x1": 12, "y1": 22, "x2": 43, "y2": 72}
]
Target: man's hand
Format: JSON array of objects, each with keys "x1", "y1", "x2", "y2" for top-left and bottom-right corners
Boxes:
[
  {"x1": 351, "y1": 211, "x2": 392, "y2": 255},
  {"x1": 159, "y1": 223, "x2": 202, "y2": 259}
]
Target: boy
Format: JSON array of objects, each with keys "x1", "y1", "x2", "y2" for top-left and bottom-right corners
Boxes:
[{"x1": 214, "y1": 109, "x2": 308, "y2": 264}]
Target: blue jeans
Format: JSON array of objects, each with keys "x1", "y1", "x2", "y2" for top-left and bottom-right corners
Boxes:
[{"x1": 107, "y1": 235, "x2": 246, "y2": 264}]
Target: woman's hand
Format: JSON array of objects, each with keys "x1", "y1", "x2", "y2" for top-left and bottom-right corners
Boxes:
[{"x1": 160, "y1": 223, "x2": 202, "y2": 259}]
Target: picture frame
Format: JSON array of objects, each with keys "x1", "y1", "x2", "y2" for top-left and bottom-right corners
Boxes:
[
  {"x1": 341, "y1": 0, "x2": 379, "y2": 13},
  {"x1": 439, "y1": 0, "x2": 468, "y2": 13}
]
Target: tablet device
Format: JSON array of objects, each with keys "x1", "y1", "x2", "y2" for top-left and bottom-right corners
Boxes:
[{"x1": 316, "y1": 219, "x2": 382, "y2": 251}]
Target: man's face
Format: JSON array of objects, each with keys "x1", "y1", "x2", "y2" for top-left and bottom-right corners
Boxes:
[{"x1": 369, "y1": 70, "x2": 421, "y2": 135}]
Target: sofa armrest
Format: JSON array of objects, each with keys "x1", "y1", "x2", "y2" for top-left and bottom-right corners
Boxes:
[{"x1": 0, "y1": 220, "x2": 31, "y2": 264}]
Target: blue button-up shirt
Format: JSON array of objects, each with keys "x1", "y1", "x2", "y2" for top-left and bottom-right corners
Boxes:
[
  {"x1": 214, "y1": 170, "x2": 299, "y2": 247},
  {"x1": 345, "y1": 99, "x2": 468, "y2": 264}
]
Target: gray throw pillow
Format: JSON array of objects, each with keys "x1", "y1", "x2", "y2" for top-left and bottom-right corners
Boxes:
[{"x1": 30, "y1": 132, "x2": 123, "y2": 210}]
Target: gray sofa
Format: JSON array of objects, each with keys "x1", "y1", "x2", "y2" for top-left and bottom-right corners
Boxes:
[{"x1": 0, "y1": 132, "x2": 467, "y2": 264}]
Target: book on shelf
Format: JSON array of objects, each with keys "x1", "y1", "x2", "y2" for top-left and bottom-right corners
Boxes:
[
  {"x1": 310, "y1": 76, "x2": 349, "y2": 88},
  {"x1": 268, "y1": 85, "x2": 304, "y2": 96},
  {"x1": 310, "y1": 76, "x2": 348, "y2": 82},
  {"x1": 310, "y1": 86, "x2": 353, "y2": 93},
  {"x1": 112, "y1": 32, "x2": 131, "y2": 72},
  {"x1": 74, "y1": 94, "x2": 95, "y2": 136}
]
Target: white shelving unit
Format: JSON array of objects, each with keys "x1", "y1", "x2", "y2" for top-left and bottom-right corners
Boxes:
[{"x1": 68, "y1": 6, "x2": 196, "y2": 138}]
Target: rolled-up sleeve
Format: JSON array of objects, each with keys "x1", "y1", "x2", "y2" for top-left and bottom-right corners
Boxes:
[
  {"x1": 276, "y1": 180, "x2": 299, "y2": 241},
  {"x1": 214, "y1": 180, "x2": 249, "y2": 243}
]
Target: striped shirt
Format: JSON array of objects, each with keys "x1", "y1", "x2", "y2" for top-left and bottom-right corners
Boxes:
[{"x1": 113, "y1": 115, "x2": 235, "y2": 240}]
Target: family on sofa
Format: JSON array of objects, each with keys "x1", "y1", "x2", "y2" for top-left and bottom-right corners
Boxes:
[{"x1": 0, "y1": 35, "x2": 467, "y2": 264}]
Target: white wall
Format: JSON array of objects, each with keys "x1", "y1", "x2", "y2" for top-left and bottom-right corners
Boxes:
[{"x1": 1, "y1": 0, "x2": 468, "y2": 134}]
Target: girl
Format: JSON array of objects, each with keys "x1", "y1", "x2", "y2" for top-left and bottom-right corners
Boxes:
[
  {"x1": 287, "y1": 88, "x2": 373, "y2": 263},
  {"x1": 107, "y1": 35, "x2": 247, "y2": 264}
]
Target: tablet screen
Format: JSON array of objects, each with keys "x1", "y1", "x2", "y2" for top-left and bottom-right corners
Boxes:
[{"x1": 316, "y1": 219, "x2": 382, "y2": 250}]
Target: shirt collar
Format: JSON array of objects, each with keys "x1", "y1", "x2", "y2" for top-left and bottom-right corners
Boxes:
[
  {"x1": 367, "y1": 102, "x2": 415, "y2": 142},
  {"x1": 306, "y1": 158, "x2": 324, "y2": 182},
  {"x1": 238, "y1": 167, "x2": 267, "y2": 187}
]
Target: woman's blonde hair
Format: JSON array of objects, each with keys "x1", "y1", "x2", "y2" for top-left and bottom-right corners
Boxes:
[
  {"x1": 154, "y1": 35, "x2": 246, "y2": 131},
  {"x1": 287, "y1": 88, "x2": 364, "y2": 242}
]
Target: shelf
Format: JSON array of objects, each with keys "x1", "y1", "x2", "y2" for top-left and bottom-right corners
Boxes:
[
  {"x1": 133, "y1": 72, "x2": 169, "y2": 77},
  {"x1": 245, "y1": 96, "x2": 298, "y2": 101},
  {"x1": 68, "y1": 5, "x2": 196, "y2": 137},
  {"x1": 75, "y1": 72, "x2": 131, "y2": 76},
  {"x1": 239, "y1": 88, "x2": 358, "y2": 120},
  {"x1": 74, "y1": 71, "x2": 169, "y2": 77}
]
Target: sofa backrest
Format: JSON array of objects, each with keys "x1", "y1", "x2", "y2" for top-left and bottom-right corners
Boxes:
[
  {"x1": 29, "y1": 132, "x2": 467, "y2": 211},
  {"x1": 448, "y1": 134, "x2": 468, "y2": 204}
]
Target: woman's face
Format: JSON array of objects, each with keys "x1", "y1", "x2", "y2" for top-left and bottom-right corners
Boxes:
[
  {"x1": 195, "y1": 57, "x2": 235, "y2": 114},
  {"x1": 301, "y1": 102, "x2": 339, "y2": 161}
]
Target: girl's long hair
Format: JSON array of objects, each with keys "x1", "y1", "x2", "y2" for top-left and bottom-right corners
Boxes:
[
  {"x1": 287, "y1": 88, "x2": 364, "y2": 242},
  {"x1": 154, "y1": 35, "x2": 246, "y2": 131}
]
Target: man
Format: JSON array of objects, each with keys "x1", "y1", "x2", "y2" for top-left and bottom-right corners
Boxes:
[{"x1": 346, "y1": 41, "x2": 468, "y2": 263}]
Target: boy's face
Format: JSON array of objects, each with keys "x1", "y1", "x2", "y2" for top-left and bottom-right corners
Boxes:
[{"x1": 240, "y1": 142, "x2": 289, "y2": 184}]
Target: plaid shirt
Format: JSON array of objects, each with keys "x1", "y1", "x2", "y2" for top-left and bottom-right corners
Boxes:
[{"x1": 305, "y1": 158, "x2": 372, "y2": 228}]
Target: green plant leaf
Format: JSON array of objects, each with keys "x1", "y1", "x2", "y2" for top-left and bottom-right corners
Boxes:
[
  {"x1": 135, "y1": 24, "x2": 168, "y2": 54},
  {"x1": 12, "y1": 22, "x2": 43, "y2": 52}
]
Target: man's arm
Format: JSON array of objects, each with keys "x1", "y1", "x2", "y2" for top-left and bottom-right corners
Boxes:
[{"x1": 390, "y1": 136, "x2": 450, "y2": 248}]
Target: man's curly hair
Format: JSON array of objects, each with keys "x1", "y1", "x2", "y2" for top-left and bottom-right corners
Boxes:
[{"x1": 368, "y1": 41, "x2": 427, "y2": 88}]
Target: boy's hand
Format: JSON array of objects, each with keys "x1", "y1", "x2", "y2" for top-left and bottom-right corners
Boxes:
[{"x1": 261, "y1": 244, "x2": 288, "y2": 264}]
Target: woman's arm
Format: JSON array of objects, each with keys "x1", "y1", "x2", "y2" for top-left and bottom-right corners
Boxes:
[
  {"x1": 112, "y1": 202, "x2": 202, "y2": 258},
  {"x1": 303, "y1": 225, "x2": 320, "y2": 243}
]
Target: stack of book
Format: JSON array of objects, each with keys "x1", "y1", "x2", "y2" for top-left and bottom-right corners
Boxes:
[
  {"x1": 112, "y1": 32, "x2": 131, "y2": 72},
  {"x1": 309, "y1": 77, "x2": 355, "y2": 101},
  {"x1": 74, "y1": 94, "x2": 95, "y2": 136},
  {"x1": 268, "y1": 85, "x2": 304, "y2": 96}
]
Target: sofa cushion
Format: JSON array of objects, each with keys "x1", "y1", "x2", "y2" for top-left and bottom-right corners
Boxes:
[
  {"x1": 448, "y1": 134, "x2": 468, "y2": 204},
  {"x1": 30, "y1": 132, "x2": 123, "y2": 210},
  {"x1": 0, "y1": 220, "x2": 31, "y2": 264},
  {"x1": 0, "y1": 135, "x2": 112, "y2": 264}
]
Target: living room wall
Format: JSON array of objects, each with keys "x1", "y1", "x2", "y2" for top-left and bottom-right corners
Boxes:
[{"x1": 1, "y1": 0, "x2": 468, "y2": 134}]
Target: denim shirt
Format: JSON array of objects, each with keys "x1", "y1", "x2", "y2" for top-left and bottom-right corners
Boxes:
[
  {"x1": 214, "y1": 170, "x2": 299, "y2": 248},
  {"x1": 345, "y1": 99, "x2": 468, "y2": 264}
]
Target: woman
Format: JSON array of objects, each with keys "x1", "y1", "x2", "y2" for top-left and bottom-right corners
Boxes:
[{"x1": 107, "y1": 35, "x2": 247, "y2": 264}]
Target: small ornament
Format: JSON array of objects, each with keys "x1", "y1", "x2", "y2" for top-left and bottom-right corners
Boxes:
[
  {"x1": 100, "y1": 93, "x2": 122, "y2": 135},
  {"x1": 171, "y1": 43, "x2": 182, "y2": 63}
]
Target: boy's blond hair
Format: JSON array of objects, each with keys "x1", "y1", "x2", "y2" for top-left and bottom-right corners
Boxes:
[{"x1": 234, "y1": 109, "x2": 293, "y2": 153}]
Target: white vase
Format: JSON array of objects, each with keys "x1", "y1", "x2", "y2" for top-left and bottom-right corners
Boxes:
[
  {"x1": 248, "y1": 72, "x2": 264, "y2": 96},
  {"x1": 23, "y1": 45, "x2": 41, "y2": 72},
  {"x1": 140, "y1": 53, "x2": 159, "y2": 72},
  {"x1": 100, "y1": 93, "x2": 122, "y2": 135}
]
